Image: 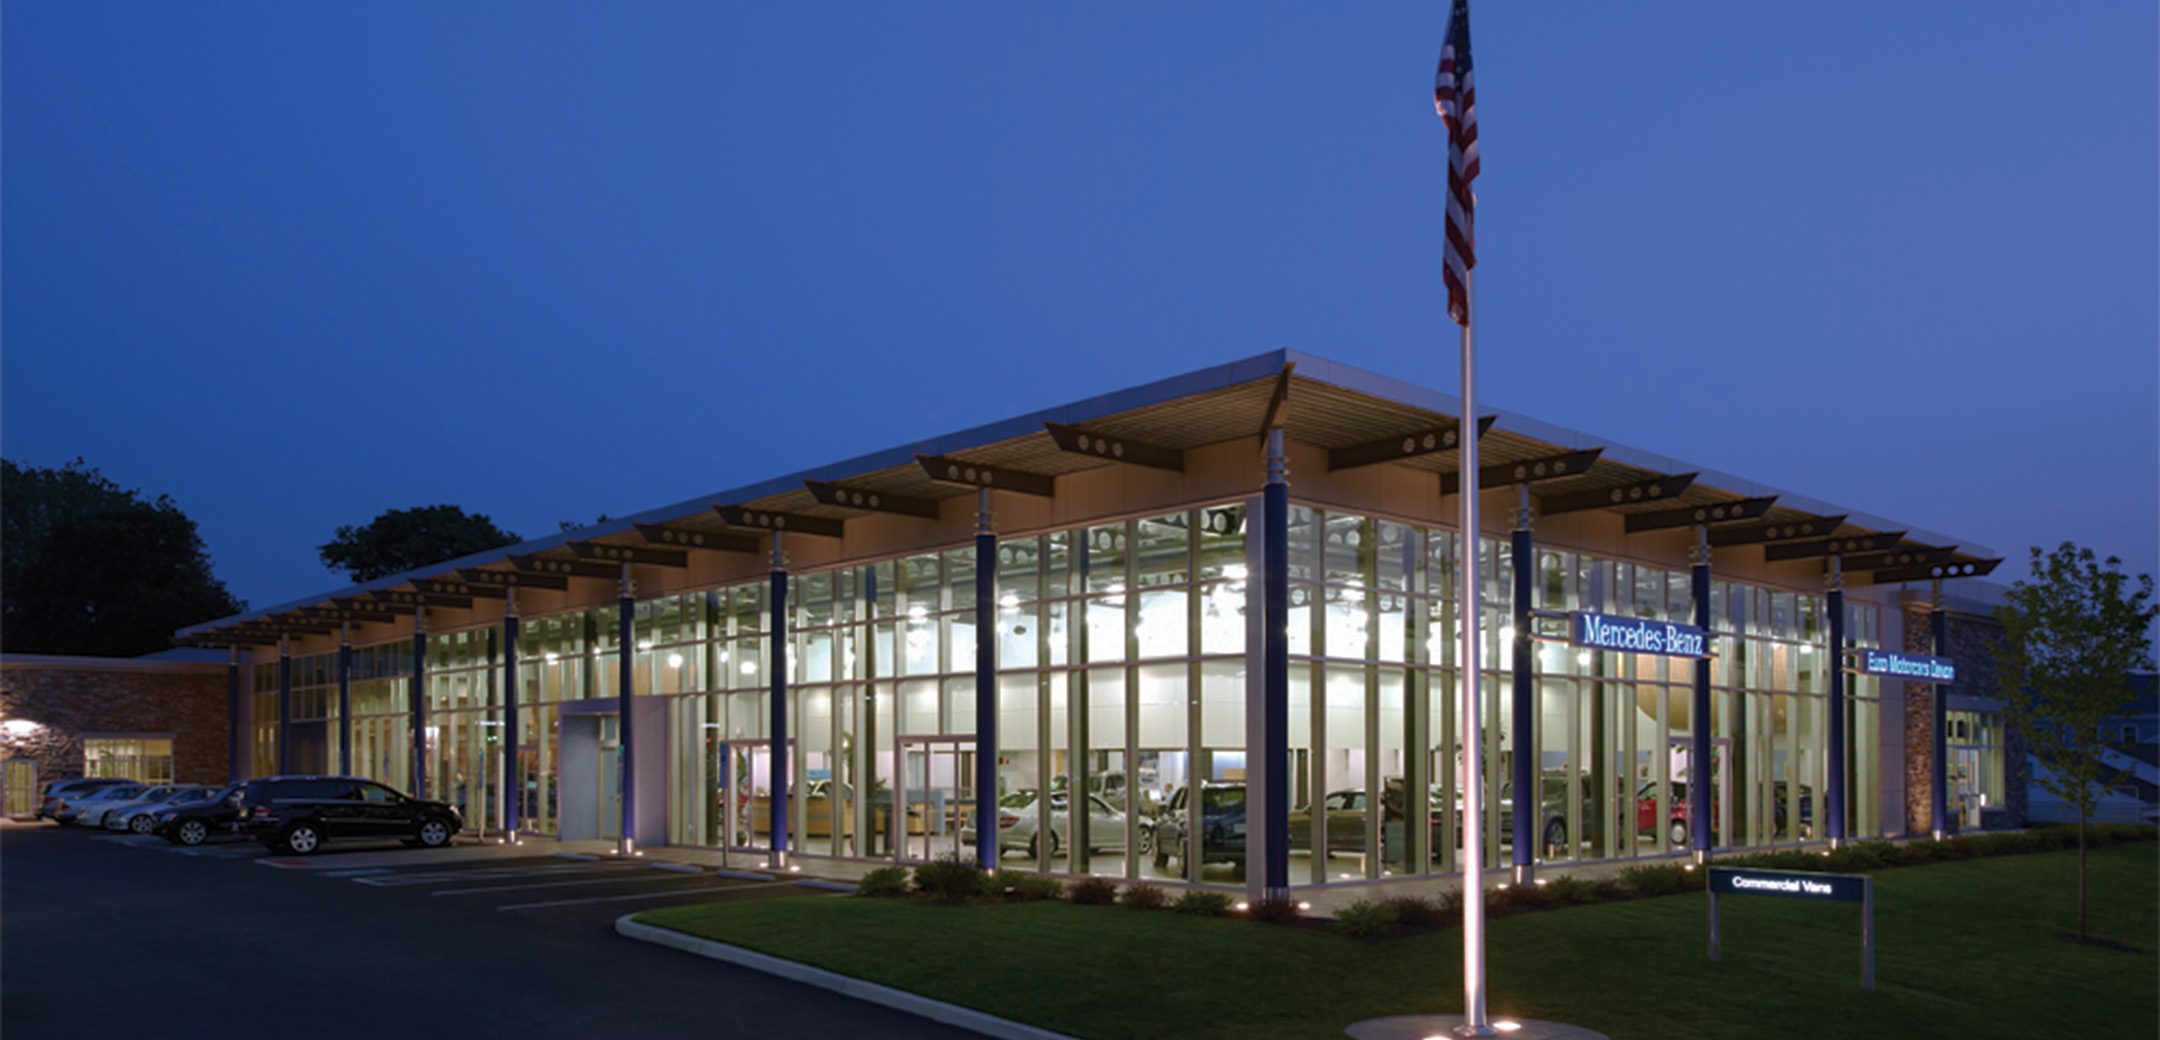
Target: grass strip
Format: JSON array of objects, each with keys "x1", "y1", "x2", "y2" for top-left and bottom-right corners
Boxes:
[{"x1": 638, "y1": 844, "x2": 2156, "y2": 1040}]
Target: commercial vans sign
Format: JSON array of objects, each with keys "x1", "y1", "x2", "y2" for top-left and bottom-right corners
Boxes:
[
  {"x1": 1709, "y1": 867, "x2": 1867, "y2": 903},
  {"x1": 1570, "y1": 611, "x2": 1708, "y2": 659},
  {"x1": 1854, "y1": 649, "x2": 1955, "y2": 683}
]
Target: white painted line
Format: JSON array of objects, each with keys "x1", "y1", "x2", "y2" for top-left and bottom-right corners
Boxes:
[
  {"x1": 651, "y1": 862, "x2": 703, "y2": 874},
  {"x1": 498, "y1": 882, "x2": 792, "y2": 911},
  {"x1": 432, "y1": 873, "x2": 714, "y2": 897},
  {"x1": 616, "y1": 916, "x2": 1076, "y2": 1040},
  {"x1": 321, "y1": 868, "x2": 395, "y2": 878},
  {"x1": 713, "y1": 869, "x2": 777, "y2": 882},
  {"x1": 359, "y1": 863, "x2": 646, "y2": 886}
]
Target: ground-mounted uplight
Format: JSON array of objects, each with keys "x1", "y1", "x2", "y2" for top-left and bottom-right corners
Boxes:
[
  {"x1": 1234, "y1": 901, "x2": 1250, "y2": 911},
  {"x1": 1297, "y1": 902, "x2": 1312, "y2": 911}
]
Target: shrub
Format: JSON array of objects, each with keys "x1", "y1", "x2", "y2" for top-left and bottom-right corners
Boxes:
[
  {"x1": 1068, "y1": 876, "x2": 1119, "y2": 906},
  {"x1": 1845, "y1": 841, "x2": 1897, "y2": 869},
  {"x1": 1490, "y1": 882, "x2": 1550, "y2": 914},
  {"x1": 855, "y1": 865, "x2": 909, "y2": 898},
  {"x1": 1118, "y1": 882, "x2": 1170, "y2": 910},
  {"x1": 2098, "y1": 823, "x2": 2158, "y2": 844},
  {"x1": 1382, "y1": 895, "x2": 1446, "y2": 928},
  {"x1": 1173, "y1": 890, "x2": 1233, "y2": 916},
  {"x1": 1247, "y1": 895, "x2": 1302, "y2": 924},
  {"x1": 1333, "y1": 899, "x2": 1400, "y2": 938},
  {"x1": 1590, "y1": 877, "x2": 1628, "y2": 902},
  {"x1": 1619, "y1": 864, "x2": 1688, "y2": 897},
  {"x1": 987, "y1": 868, "x2": 1029, "y2": 898},
  {"x1": 1012, "y1": 875, "x2": 1065, "y2": 902},
  {"x1": 2036, "y1": 826, "x2": 2078, "y2": 851},
  {"x1": 1542, "y1": 874, "x2": 1598, "y2": 906},
  {"x1": 912, "y1": 853, "x2": 988, "y2": 905}
]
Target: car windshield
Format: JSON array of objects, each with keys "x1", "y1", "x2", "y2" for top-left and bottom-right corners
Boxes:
[
  {"x1": 1201, "y1": 787, "x2": 1244, "y2": 810},
  {"x1": 997, "y1": 791, "x2": 1037, "y2": 809}
]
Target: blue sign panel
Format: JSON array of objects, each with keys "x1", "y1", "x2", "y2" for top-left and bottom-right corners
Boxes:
[
  {"x1": 1709, "y1": 867, "x2": 1868, "y2": 903},
  {"x1": 1570, "y1": 611, "x2": 1709, "y2": 659},
  {"x1": 1856, "y1": 649, "x2": 1955, "y2": 683}
]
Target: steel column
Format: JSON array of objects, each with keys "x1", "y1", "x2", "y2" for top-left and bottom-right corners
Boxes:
[
  {"x1": 277, "y1": 636, "x2": 292, "y2": 775},
  {"x1": 1826, "y1": 559, "x2": 1847, "y2": 845},
  {"x1": 1509, "y1": 502, "x2": 1534, "y2": 880},
  {"x1": 1262, "y1": 427, "x2": 1290, "y2": 899},
  {"x1": 1690, "y1": 528, "x2": 1713, "y2": 860},
  {"x1": 768, "y1": 541, "x2": 790, "y2": 868},
  {"x1": 974, "y1": 489, "x2": 999, "y2": 869},
  {"x1": 337, "y1": 623, "x2": 352, "y2": 776},
  {"x1": 617, "y1": 566, "x2": 635, "y2": 854},
  {"x1": 503, "y1": 592, "x2": 520, "y2": 840},
  {"x1": 227, "y1": 646, "x2": 242, "y2": 783},
  {"x1": 412, "y1": 611, "x2": 428, "y2": 797},
  {"x1": 1929, "y1": 580, "x2": 1949, "y2": 838}
]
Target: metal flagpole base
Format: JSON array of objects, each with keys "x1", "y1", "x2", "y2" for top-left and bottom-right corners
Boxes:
[{"x1": 1345, "y1": 1014, "x2": 1610, "y2": 1040}]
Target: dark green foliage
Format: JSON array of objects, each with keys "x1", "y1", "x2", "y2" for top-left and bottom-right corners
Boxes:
[
  {"x1": 1117, "y1": 882, "x2": 1169, "y2": 910},
  {"x1": 318, "y1": 504, "x2": 520, "y2": 582},
  {"x1": 1331, "y1": 899, "x2": 1399, "y2": 937},
  {"x1": 1171, "y1": 890, "x2": 1231, "y2": 916},
  {"x1": 1, "y1": 458, "x2": 245, "y2": 656},
  {"x1": 1066, "y1": 876, "x2": 1118, "y2": 905},
  {"x1": 1011, "y1": 875, "x2": 1065, "y2": 902},
  {"x1": 1619, "y1": 863, "x2": 1689, "y2": 896},
  {"x1": 987, "y1": 868, "x2": 1029, "y2": 897},
  {"x1": 1246, "y1": 895, "x2": 1301, "y2": 923},
  {"x1": 1844, "y1": 841, "x2": 1898, "y2": 868},
  {"x1": 1541, "y1": 875, "x2": 1599, "y2": 906},
  {"x1": 1381, "y1": 895, "x2": 1447, "y2": 927},
  {"x1": 1490, "y1": 882, "x2": 1551, "y2": 914},
  {"x1": 855, "y1": 866, "x2": 909, "y2": 898},
  {"x1": 911, "y1": 853, "x2": 986, "y2": 905}
]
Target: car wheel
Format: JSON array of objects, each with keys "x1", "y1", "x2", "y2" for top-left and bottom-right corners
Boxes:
[
  {"x1": 129, "y1": 814, "x2": 155, "y2": 834},
  {"x1": 1136, "y1": 825, "x2": 1153, "y2": 858},
  {"x1": 1668, "y1": 819, "x2": 1688, "y2": 847},
  {"x1": 1542, "y1": 819, "x2": 1567, "y2": 856},
  {"x1": 416, "y1": 817, "x2": 452, "y2": 848},
  {"x1": 175, "y1": 819, "x2": 209, "y2": 846},
  {"x1": 282, "y1": 822, "x2": 323, "y2": 855}
]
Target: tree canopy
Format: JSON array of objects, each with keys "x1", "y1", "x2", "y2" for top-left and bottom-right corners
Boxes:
[
  {"x1": 318, "y1": 505, "x2": 521, "y2": 583},
  {"x1": 1, "y1": 458, "x2": 246, "y2": 657},
  {"x1": 1990, "y1": 541, "x2": 2157, "y2": 941}
]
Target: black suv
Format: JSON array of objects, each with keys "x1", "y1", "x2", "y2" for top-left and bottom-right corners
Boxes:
[
  {"x1": 156, "y1": 783, "x2": 247, "y2": 845},
  {"x1": 239, "y1": 776, "x2": 461, "y2": 854}
]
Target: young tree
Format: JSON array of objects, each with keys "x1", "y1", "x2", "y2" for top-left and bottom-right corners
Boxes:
[
  {"x1": 1990, "y1": 542, "x2": 2157, "y2": 943},
  {"x1": 1, "y1": 458, "x2": 246, "y2": 656},
  {"x1": 318, "y1": 505, "x2": 520, "y2": 583}
]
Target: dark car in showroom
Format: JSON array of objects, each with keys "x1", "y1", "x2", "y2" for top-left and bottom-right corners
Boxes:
[
  {"x1": 155, "y1": 783, "x2": 248, "y2": 846},
  {"x1": 238, "y1": 776, "x2": 462, "y2": 854},
  {"x1": 1149, "y1": 781, "x2": 1246, "y2": 876}
]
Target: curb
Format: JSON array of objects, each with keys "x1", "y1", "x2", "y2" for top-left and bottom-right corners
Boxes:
[{"x1": 615, "y1": 915, "x2": 1077, "y2": 1040}]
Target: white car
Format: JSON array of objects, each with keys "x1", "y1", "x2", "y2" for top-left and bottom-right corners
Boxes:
[
  {"x1": 61, "y1": 784, "x2": 148, "y2": 827},
  {"x1": 103, "y1": 785, "x2": 212, "y2": 833}
]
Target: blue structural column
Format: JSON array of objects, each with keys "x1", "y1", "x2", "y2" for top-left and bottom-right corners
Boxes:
[
  {"x1": 617, "y1": 565, "x2": 635, "y2": 854},
  {"x1": 1508, "y1": 492, "x2": 1535, "y2": 881},
  {"x1": 411, "y1": 610, "x2": 428, "y2": 797},
  {"x1": 226, "y1": 645, "x2": 242, "y2": 783},
  {"x1": 337, "y1": 623, "x2": 353, "y2": 776},
  {"x1": 768, "y1": 537, "x2": 791, "y2": 868},
  {"x1": 502, "y1": 592, "x2": 520, "y2": 840},
  {"x1": 1825, "y1": 558, "x2": 1847, "y2": 846},
  {"x1": 974, "y1": 490, "x2": 999, "y2": 869},
  {"x1": 1689, "y1": 529, "x2": 1713, "y2": 861},
  {"x1": 1929, "y1": 580, "x2": 1949, "y2": 838},
  {"x1": 277, "y1": 636, "x2": 293, "y2": 775},
  {"x1": 1262, "y1": 427, "x2": 1291, "y2": 899}
]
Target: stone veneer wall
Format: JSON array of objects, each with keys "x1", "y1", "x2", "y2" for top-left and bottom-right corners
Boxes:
[
  {"x1": 0, "y1": 656, "x2": 230, "y2": 800},
  {"x1": 1901, "y1": 605, "x2": 2028, "y2": 833}
]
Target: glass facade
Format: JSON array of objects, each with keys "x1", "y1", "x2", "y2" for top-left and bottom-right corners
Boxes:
[
  {"x1": 1947, "y1": 708, "x2": 2004, "y2": 830},
  {"x1": 295, "y1": 498, "x2": 1888, "y2": 889},
  {"x1": 84, "y1": 736, "x2": 173, "y2": 783}
]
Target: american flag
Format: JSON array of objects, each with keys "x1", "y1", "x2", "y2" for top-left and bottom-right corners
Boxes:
[{"x1": 1434, "y1": 0, "x2": 1478, "y2": 327}]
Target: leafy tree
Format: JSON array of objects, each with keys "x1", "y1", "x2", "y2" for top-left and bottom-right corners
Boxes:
[
  {"x1": 318, "y1": 505, "x2": 520, "y2": 582},
  {"x1": 1, "y1": 458, "x2": 246, "y2": 656},
  {"x1": 1989, "y1": 542, "x2": 2157, "y2": 943}
]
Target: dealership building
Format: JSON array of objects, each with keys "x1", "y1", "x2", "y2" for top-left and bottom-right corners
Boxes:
[{"x1": 162, "y1": 352, "x2": 2016, "y2": 894}]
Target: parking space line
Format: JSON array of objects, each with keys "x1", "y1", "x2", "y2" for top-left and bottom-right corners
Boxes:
[
  {"x1": 431, "y1": 872, "x2": 716, "y2": 897},
  {"x1": 357, "y1": 863, "x2": 649, "y2": 886},
  {"x1": 496, "y1": 881, "x2": 797, "y2": 911}
]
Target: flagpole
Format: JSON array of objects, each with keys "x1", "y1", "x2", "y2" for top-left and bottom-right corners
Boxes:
[{"x1": 1456, "y1": 269, "x2": 1491, "y2": 1038}]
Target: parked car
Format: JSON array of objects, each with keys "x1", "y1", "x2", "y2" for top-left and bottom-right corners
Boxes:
[
  {"x1": 960, "y1": 789, "x2": 1129, "y2": 859},
  {"x1": 156, "y1": 784, "x2": 248, "y2": 846},
  {"x1": 238, "y1": 776, "x2": 462, "y2": 854},
  {"x1": 39, "y1": 777, "x2": 131, "y2": 822},
  {"x1": 92, "y1": 785, "x2": 186, "y2": 830},
  {"x1": 1635, "y1": 780, "x2": 1721, "y2": 846},
  {"x1": 106, "y1": 785, "x2": 217, "y2": 834},
  {"x1": 1498, "y1": 771, "x2": 1613, "y2": 855},
  {"x1": 55, "y1": 784, "x2": 146, "y2": 827},
  {"x1": 1286, "y1": 781, "x2": 1446, "y2": 856},
  {"x1": 1150, "y1": 781, "x2": 1246, "y2": 874}
]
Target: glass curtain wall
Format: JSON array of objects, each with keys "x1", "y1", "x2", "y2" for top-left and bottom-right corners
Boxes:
[
  {"x1": 425, "y1": 627, "x2": 500, "y2": 835},
  {"x1": 349, "y1": 639, "x2": 412, "y2": 794}
]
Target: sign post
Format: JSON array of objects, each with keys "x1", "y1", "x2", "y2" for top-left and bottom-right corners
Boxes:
[{"x1": 1708, "y1": 867, "x2": 1875, "y2": 990}]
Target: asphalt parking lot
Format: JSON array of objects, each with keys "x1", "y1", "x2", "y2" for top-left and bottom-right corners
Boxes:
[{"x1": 2, "y1": 821, "x2": 974, "y2": 1040}]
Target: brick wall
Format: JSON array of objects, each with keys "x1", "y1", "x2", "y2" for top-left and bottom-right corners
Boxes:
[
  {"x1": 1900, "y1": 605, "x2": 2028, "y2": 833},
  {"x1": 0, "y1": 656, "x2": 230, "y2": 798}
]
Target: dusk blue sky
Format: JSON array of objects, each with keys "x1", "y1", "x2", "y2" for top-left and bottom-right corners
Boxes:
[{"x1": 6, "y1": 3, "x2": 2155, "y2": 619}]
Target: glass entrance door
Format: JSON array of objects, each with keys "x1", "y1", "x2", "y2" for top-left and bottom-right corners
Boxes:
[
  {"x1": 896, "y1": 736, "x2": 974, "y2": 863},
  {"x1": 718, "y1": 739, "x2": 794, "y2": 853}
]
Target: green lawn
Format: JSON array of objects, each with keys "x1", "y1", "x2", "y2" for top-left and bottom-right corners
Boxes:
[{"x1": 637, "y1": 844, "x2": 2158, "y2": 1040}]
